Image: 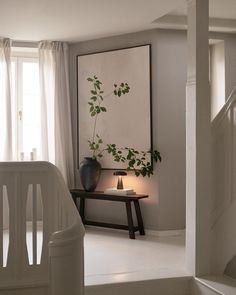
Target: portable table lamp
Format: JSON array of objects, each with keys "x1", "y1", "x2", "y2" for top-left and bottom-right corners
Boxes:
[{"x1": 113, "y1": 171, "x2": 127, "y2": 190}]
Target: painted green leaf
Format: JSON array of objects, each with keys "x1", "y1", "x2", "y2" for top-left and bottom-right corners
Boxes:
[
  {"x1": 135, "y1": 171, "x2": 140, "y2": 177},
  {"x1": 91, "y1": 96, "x2": 97, "y2": 101}
]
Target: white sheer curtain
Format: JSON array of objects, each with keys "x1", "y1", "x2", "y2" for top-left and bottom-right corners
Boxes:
[
  {"x1": 0, "y1": 38, "x2": 14, "y2": 161},
  {"x1": 39, "y1": 41, "x2": 74, "y2": 187}
]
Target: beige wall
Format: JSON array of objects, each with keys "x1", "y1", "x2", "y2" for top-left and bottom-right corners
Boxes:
[{"x1": 69, "y1": 29, "x2": 187, "y2": 231}]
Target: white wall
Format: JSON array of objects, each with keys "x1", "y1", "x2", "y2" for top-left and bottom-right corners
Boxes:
[
  {"x1": 210, "y1": 41, "x2": 225, "y2": 120},
  {"x1": 69, "y1": 29, "x2": 187, "y2": 231},
  {"x1": 225, "y1": 37, "x2": 236, "y2": 100},
  {"x1": 69, "y1": 29, "x2": 236, "y2": 231},
  {"x1": 211, "y1": 32, "x2": 236, "y2": 100}
]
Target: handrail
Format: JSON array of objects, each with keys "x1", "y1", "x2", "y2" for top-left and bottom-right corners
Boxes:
[
  {"x1": 44, "y1": 162, "x2": 85, "y2": 295},
  {"x1": 0, "y1": 161, "x2": 85, "y2": 295},
  {"x1": 212, "y1": 86, "x2": 236, "y2": 127},
  {"x1": 210, "y1": 86, "x2": 236, "y2": 274},
  {"x1": 49, "y1": 221, "x2": 84, "y2": 295}
]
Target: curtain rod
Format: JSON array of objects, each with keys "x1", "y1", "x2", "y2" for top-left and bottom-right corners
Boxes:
[
  {"x1": 12, "y1": 40, "x2": 67, "y2": 48},
  {"x1": 12, "y1": 40, "x2": 38, "y2": 48}
]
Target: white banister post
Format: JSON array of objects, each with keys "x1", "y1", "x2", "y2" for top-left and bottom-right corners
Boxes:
[
  {"x1": 49, "y1": 225, "x2": 84, "y2": 295},
  {"x1": 186, "y1": 0, "x2": 211, "y2": 276}
]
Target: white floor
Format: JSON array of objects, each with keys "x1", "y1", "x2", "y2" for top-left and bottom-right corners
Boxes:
[
  {"x1": 84, "y1": 227, "x2": 189, "y2": 286},
  {"x1": 3, "y1": 225, "x2": 188, "y2": 289}
]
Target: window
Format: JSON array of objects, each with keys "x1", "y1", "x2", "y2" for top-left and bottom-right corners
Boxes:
[
  {"x1": 209, "y1": 40, "x2": 225, "y2": 120},
  {"x1": 11, "y1": 48, "x2": 41, "y2": 160}
]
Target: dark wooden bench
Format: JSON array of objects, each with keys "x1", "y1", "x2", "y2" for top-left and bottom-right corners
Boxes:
[{"x1": 70, "y1": 189, "x2": 148, "y2": 239}]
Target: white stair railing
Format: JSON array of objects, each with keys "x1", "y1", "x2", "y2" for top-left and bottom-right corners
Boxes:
[
  {"x1": 211, "y1": 87, "x2": 236, "y2": 274},
  {"x1": 0, "y1": 161, "x2": 85, "y2": 295}
]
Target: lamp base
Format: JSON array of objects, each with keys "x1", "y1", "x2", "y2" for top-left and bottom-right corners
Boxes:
[{"x1": 117, "y1": 176, "x2": 123, "y2": 189}]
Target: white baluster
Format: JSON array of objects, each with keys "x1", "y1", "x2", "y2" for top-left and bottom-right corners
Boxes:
[
  {"x1": 0, "y1": 186, "x2": 3, "y2": 267},
  {"x1": 32, "y1": 184, "x2": 37, "y2": 265}
]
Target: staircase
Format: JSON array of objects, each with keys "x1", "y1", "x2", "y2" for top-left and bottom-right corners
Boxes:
[
  {"x1": 192, "y1": 276, "x2": 236, "y2": 295},
  {"x1": 211, "y1": 87, "x2": 236, "y2": 275},
  {"x1": 85, "y1": 277, "x2": 191, "y2": 295},
  {"x1": 191, "y1": 87, "x2": 236, "y2": 295},
  {"x1": 0, "y1": 161, "x2": 84, "y2": 295}
]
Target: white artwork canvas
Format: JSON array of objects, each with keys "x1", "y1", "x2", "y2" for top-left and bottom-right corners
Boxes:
[{"x1": 77, "y1": 45, "x2": 152, "y2": 169}]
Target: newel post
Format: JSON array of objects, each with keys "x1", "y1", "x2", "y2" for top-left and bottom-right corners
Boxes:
[{"x1": 186, "y1": 0, "x2": 211, "y2": 276}]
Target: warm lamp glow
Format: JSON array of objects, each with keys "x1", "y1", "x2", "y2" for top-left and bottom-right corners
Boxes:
[
  {"x1": 117, "y1": 175, "x2": 123, "y2": 189},
  {"x1": 113, "y1": 171, "x2": 127, "y2": 190}
]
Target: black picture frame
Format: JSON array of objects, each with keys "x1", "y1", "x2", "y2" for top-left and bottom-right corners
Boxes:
[{"x1": 76, "y1": 44, "x2": 153, "y2": 170}]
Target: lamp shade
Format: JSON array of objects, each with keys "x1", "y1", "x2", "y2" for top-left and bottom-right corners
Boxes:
[{"x1": 113, "y1": 171, "x2": 127, "y2": 176}]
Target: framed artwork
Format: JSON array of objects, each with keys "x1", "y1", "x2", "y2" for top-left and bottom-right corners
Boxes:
[{"x1": 77, "y1": 44, "x2": 152, "y2": 169}]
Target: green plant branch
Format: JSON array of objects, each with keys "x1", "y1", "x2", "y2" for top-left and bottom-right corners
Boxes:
[
  {"x1": 91, "y1": 100, "x2": 102, "y2": 145},
  {"x1": 86, "y1": 75, "x2": 161, "y2": 176},
  {"x1": 106, "y1": 144, "x2": 161, "y2": 177}
]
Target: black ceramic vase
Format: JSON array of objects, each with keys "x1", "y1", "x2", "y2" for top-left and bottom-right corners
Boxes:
[{"x1": 79, "y1": 157, "x2": 101, "y2": 192}]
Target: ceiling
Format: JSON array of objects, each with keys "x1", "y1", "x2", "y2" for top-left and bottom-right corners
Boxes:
[
  {"x1": 172, "y1": 0, "x2": 236, "y2": 19},
  {"x1": 0, "y1": 0, "x2": 183, "y2": 43},
  {"x1": 154, "y1": 0, "x2": 236, "y2": 33},
  {"x1": 0, "y1": 0, "x2": 236, "y2": 44}
]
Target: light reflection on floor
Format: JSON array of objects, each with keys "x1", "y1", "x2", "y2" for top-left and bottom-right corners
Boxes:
[
  {"x1": 2, "y1": 225, "x2": 187, "y2": 287},
  {"x1": 84, "y1": 227, "x2": 188, "y2": 286}
]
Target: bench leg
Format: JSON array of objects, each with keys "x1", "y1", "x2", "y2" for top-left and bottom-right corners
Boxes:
[
  {"x1": 125, "y1": 201, "x2": 135, "y2": 239},
  {"x1": 80, "y1": 198, "x2": 85, "y2": 223},
  {"x1": 134, "y1": 200, "x2": 145, "y2": 235}
]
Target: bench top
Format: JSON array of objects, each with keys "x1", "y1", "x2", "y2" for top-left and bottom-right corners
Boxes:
[{"x1": 70, "y1": 189, "x2": 148, "y2": 202}]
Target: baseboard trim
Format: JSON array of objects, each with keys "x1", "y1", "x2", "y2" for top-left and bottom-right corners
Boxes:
[
  {"x1": 146, "y1": 229, "x2": 185, "y2": 237},
  {"x1": 85, "y1": 225, "x2": 185, "y2": 237},
  {"x1": 0, "y1": 280, "x2": 48, "y2": 290}
]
